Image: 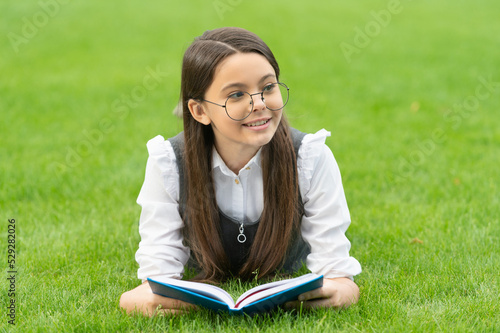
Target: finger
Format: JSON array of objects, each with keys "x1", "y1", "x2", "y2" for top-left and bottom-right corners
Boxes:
[
  {"x1": 284, "y1": 286, "x2": 330, "y2": 309},
  {"x1": 286, "y1": 290, "x2": 348, "y2": 310},
  {"x1": 154, "y1": 308, "x2": 191, "y2": 316},
  {"x1": 283, "y1": 300, "x2": 301, "y2": 310},
  {"x1": 299, "y1": 298, "x2": 336, "y2": 309},
  {"x1": 297, "y1": 286, "x2": 330, "y2": 302},
  {"x1": 154, "y1": 295, "x2": 198, "y2": 311},
  {"x1": 147, "y1": 302, "x2": 197, "y2": 317},
  {"x1": 283, "y1": 300, "x2": 321, "y2": 311},
  {"x1": 285, "y1": 298, "x2": 339, "y2": 310}
]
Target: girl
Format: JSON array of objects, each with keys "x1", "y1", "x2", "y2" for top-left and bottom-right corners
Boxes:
[{"x1": 120, "y1": 27, "x2": 361, "y2": 316}]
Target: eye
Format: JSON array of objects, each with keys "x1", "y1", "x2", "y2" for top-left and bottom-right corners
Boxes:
[
  {"x1": 228, "y1": 91, "x2": 245, "y2": 99},
  {"x1": 262, "y1": 83, "x2": 276, "y2": 93}
]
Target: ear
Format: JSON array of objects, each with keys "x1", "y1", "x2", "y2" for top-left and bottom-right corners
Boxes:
[{"x1": 188, "y1": 99, "x2": 211, "y2": 125}]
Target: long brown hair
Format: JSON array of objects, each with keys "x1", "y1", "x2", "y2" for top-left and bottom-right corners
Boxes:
[{"x1": 180, "y1": 27, "x2": 301, "y2": 282}]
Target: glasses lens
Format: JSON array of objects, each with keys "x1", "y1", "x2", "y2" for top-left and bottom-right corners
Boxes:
[
  {"x1": 225, "y1": 91, "x2": 253, "y2": 120},
  {"x1": 224, "y1": 83, "x2": 290, "y2": 120},
  {"x1": 264, "y1": 82, "x2": 289, "y2": 111}
]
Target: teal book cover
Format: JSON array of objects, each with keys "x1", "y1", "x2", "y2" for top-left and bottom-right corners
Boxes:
[{"x1": 148, "y1": 273, "x2": 323, "y2": 315}]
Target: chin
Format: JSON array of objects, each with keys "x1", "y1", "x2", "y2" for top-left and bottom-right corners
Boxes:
[{"x1": 255, "y1": 126, "x2": 279, "y2": 147}]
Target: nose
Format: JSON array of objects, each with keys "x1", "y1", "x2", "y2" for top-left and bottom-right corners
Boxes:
[{"x1": 251, "y1": 92, "x2": 266, "y2": 111}]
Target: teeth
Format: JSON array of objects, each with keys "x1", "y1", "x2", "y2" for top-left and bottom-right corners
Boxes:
[{"x1": 246, "y1": 119, "x2": 268, "y2": 127}]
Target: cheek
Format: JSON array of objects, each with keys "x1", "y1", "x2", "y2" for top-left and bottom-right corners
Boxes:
[
  {"x1": 209, "y1": 113, "x2": 239, "y2": 132},
  {"x1": 274, "y1": 111, "x2": 283, "y2": 123},
  {"x1": 204, "y1": 106, "x2": 227, "y2": 128}
]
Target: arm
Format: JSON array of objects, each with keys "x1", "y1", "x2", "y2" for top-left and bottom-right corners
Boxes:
[
  {"x1": 120, "y1": 136, "x2": 192, "y2": 316},
  {"x1": 294, "y1": 131, "x2": 362, "y2": 309}
]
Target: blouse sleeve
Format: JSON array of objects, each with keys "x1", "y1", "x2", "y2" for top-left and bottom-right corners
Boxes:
[
  {"x1": 135, "y1": 135, "x2": 190, "y2": 281},
  {"x1": 297, "y1": 129, "x2": 362, "y2": 279}
]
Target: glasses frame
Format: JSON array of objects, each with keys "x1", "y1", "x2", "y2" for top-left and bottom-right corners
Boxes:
[{"x1": 199, "y1": 82, "x2": 289, "y2": 121}]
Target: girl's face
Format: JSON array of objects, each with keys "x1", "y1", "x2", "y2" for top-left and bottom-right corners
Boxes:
[{"x1": 189, "y1": 52, "x2": 282, "y2": 164}]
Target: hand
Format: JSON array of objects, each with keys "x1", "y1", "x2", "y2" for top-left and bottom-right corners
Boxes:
[
  {"x1": 120, "y1": 281, "x2": 197, "y2": 316},
  {"x1": 285, "y1": 277, "x2": 359, "y2": 310}
]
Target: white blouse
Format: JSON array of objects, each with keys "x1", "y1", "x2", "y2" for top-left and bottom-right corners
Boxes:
[{"x1": 135, "y1": 129, "x2": 362, "y2": 281}]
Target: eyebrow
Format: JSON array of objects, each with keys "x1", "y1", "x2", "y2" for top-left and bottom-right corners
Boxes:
[{"x1": 221, "y1": 73, "x2": 276, "y2": 92}]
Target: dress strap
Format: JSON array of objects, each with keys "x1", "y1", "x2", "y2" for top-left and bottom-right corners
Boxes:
[{"x1": 168, "y1": 132, "x2": 186, "y2": 212}]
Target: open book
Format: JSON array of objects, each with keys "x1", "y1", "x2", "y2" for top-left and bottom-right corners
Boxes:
[{"x1": 147, "y1": 273, "x2": 323, "y2": 315}]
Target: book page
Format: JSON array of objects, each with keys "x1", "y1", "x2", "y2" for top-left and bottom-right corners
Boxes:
[
  {"x1": 234, "y1": 273, "x2": 320, "y2": 309},
  {"x1": 149, "y1": 276, "x2": 235, "y2": 307}
]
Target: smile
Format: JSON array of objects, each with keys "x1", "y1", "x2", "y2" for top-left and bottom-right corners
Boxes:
[{"x1": 243, "y1": 119, "x2": 270, "y2": 127}]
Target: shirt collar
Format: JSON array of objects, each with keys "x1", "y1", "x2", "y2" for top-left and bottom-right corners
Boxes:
[{"x1": 212, "y1": 147, "x2": 262, "y2": 176}]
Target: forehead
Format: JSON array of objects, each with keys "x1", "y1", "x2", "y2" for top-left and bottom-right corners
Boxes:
[{"x1": 211, "y1": 52, "x2": 276, "y2": 87}]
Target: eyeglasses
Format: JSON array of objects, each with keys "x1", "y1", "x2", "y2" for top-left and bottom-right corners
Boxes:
[{"x1": 200, "y1": 82, "x2": 290, "y2": 121}]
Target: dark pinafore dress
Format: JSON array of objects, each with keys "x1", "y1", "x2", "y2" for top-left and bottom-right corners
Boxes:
[{"x1": 168, "y1": 128, "x2": 310, "y2": 276}]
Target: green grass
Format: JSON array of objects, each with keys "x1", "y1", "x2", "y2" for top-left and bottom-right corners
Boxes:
[{"x1": 1, "y1": 0, "x2": 499, "y2": 331}]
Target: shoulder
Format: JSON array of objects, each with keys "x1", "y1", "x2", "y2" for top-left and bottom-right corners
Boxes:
[
  {"x1": 144, "y1": 135, "x2": 178, "y2": 174},
  {"x1": 297, "y1": 129, "x2": 340, "y2": 192},
  {"x1": 296, "y1": 128, "x2": 332, "y2": 164},
  {"x1": 146, "y1": 133, "x2": 183, "y2": 156},
  {"x1": 138, "y1": 135, "x2": 181, "y2": 202},
  {"x1": 146, "y1": 135, "x2": 169, "y2": 155}
]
